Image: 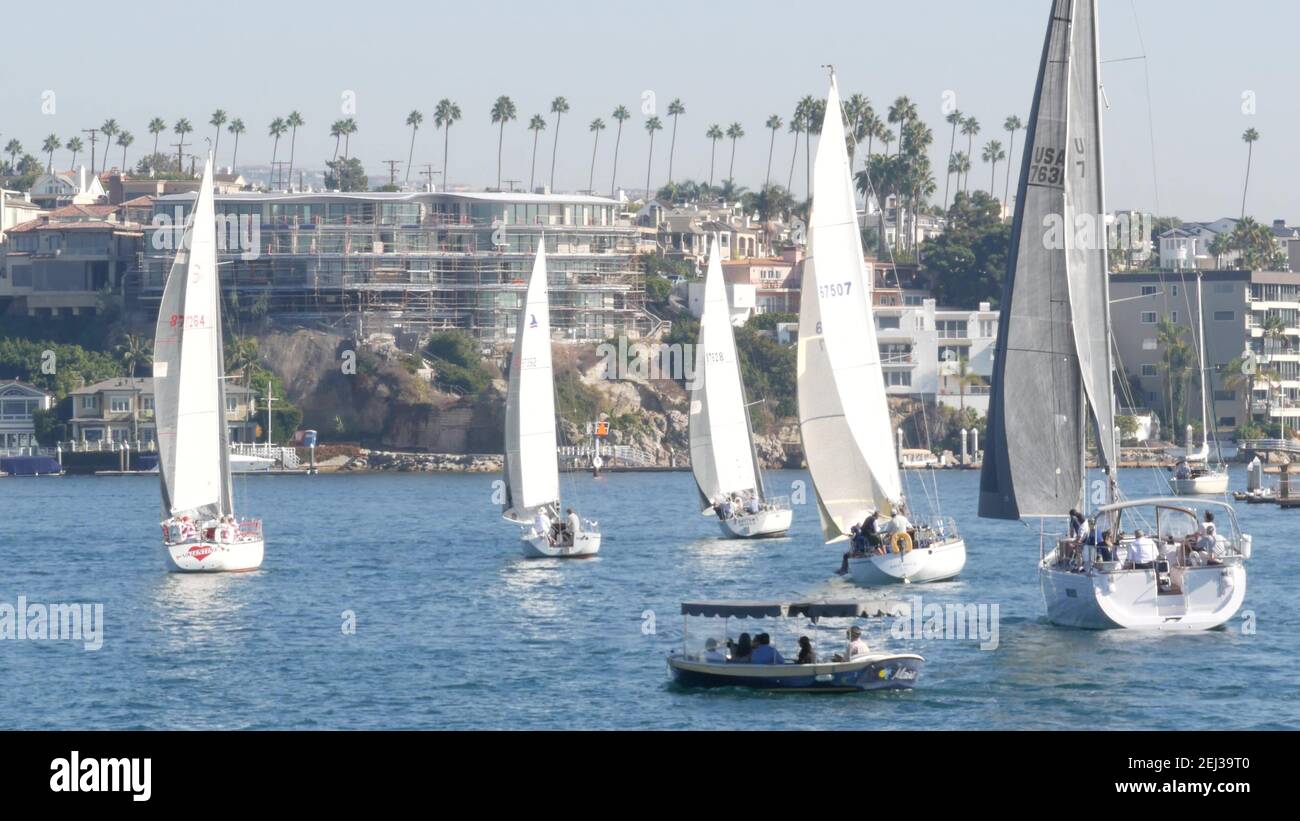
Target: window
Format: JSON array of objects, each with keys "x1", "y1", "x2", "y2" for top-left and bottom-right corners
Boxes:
[
  {"x1": 936, "y1": 320, "x2": 968, "y2": 339},
  {"x1": 1214, "y1": 283, "x2": 1234, "y2": 294},
  {"x1": 1141, "y1": 364, "x2": 1158, "y2": 377},
  {"x1": 1213, "y1": 310, "x2": 1235, "y2": 321},
  {"x1": 1140, "y1": 312, "x2": 1157, "y2": 324},
  {"x1": 876, "y1": 316, "x2": 901, "y2": 330},
  {"x1": 1172, "y1": 285, "x2": 1179, "y2": 297},
  {"x1": 1213, "y1": 390, "x2": 1236, "y2": 402},
  {"x1": 81, "y1": 395, "x2": 97, "y2": 411},
  {"x1": 885, "y1": 371, "x2": 912, "y2": 387},
  {"x1": 1142, "y1": 338, "x2": 1158, "y2": 350},
  {"x1": 979, "y1": 319, "x2": 997, "y2": 337},
  {"x1": 938, "y1": 345, "x2": 964, "y2": 364},
  {"x1": 109, "y1": 397, "x2": 131, "y2": 413},
  {"x1": 1219, "y1": 417, "x2": 1237, "y2": 428},
  {"x1": 1140, "y1": 285, "x2": 1158, "y2": 296}
]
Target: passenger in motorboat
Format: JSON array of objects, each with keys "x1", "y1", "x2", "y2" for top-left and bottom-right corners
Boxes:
[
  {"x1": 831, "y1": 626, "x2": 869, "y2": 662},
  {"x1": 704, "y1": 638, "x2": 727, "y2": 663},
  {"x1": 796, "y1": 636, "x2": 816, "y2": 664},
  {"x1": 727, "y1": 632, "x2": 753, "y2": 662},
  {"x1": 749, "y1": 633, "x2": 784, "y2": 664}
]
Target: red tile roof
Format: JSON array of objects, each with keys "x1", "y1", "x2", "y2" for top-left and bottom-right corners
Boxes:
[{"x1": 46, "y1": 203, "x2": 119, "y2": 219}]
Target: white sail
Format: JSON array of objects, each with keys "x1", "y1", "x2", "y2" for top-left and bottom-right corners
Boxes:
[
  {"x1": 689, "y1": 237, "x2": 761, "y2": 510},
  {"x1": 503, "y1": 242, "x2": 560, "y2": 520},
  {"x1": 153, "y1": 159, "x2": 231, "y2": 519},
  {"x1": 797, "y1": 75, "x2": 902, "y2": 543}
]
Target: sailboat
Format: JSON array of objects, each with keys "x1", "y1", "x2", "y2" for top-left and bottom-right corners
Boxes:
[
  {"x1": 154, "y1": 157, "x2": 265, "y2": 572},
  {"x1": 980, "y1": 0, "x2": 1250, "y2": 629},
  {"x1": 797, "y1": 73, "x2": 966, "y2": 585},
  {"x1": 502, "y1": 241, "x2": 601, "y2": 558},
  {"x1": 689, "y1": 237, "x2": 794, "y2": 538},
  {"x1": 1170, "y1": 273, "x2": 1229, "y2": 495}
]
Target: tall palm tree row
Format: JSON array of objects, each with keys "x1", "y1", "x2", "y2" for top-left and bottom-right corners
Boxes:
[
  {"x1": 587, "y1": 118, "x2": 605, "y2": 193},
  {"x1": 1002, "y1": 115, "x2": 1023, "y2": 212},
  {"x1": 66, "y1": 136, "x2": 83, "y2": 169},
  {"x1": 666, "y1": 98, "x2": 685, "y2": 184},
  {"x1": 942, "y1": 108, "x2": 963, "y2": 210},
  {"x1": 527, "y1": 113, "x2": 547, "y2": 191},
  {"x1": 208, "y1": 110, "x2": 226, "y2": 166},
  {"x1": 490, "y1": 95, "x2": 517, "y2": 191},
  {"x1": 148, "y1": 117, "x2": 167, "y2": 165},
  {"x1": 434, "y1": 98, "x2": 462, "y2": 189},
  {"x1": 285, "y1": 111, "x2": 305, "y2": 189},
  {"x1": 643, "y1": 116, "x2": 662, "y2": 200},
  {"x1": 99, "y1": 119, "x2": 119, "y2": 174},
  {"x1": 42, "y1": 134, "x2": 59, "y2": 172},
  {"x1": 227, "y1": 119, "x2": 245, "y2": 168},
  {"x1": 4, "y1": 139, "x2": 23, "y2": 173},
  {"x1": 116, "y1": 130, "x2": 133, "y2": 171},
  {"x1": 725, "y1": 122, "x2": 744, "y2": 182},
  {"x1": 1240, "y1": 127, "x2": 1260, "y2": 219},
  {"x1": 981, "y1": 139, "x2": 1005, "y2": 195},
  {"x1": 548, "y1": 95, "x2": 569, "y2": 190},
  {"x1": 959, "y1": 116, "x2": 980, "y2": 192},
  {"x1": 173, "y1": 118, "x2": 193, "y2": 172},
  {"x1": 404, "y1": 110, "x2": 423, "y2": 183},
  {"x1": 763, "y1": 114, "x2": 782, "y2": 188},
  {"x1": 609, "y1": 105, "x2": 630, "y2": 196},
  {"x1": 705, "y1": 124, "x2": 723, "y2": 188},
  {"x1": 267, "y1": 117, "x2": 287, "y2": 189}
]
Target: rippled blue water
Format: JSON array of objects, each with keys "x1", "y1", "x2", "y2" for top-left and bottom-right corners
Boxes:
[{"x1": 1, "y1": 465, "x2": 1296, "y2": 729}]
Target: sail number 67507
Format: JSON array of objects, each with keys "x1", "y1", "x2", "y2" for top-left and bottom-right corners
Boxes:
[{"x1": 819, "y1": 281, "x2": 852, "y2": 299}]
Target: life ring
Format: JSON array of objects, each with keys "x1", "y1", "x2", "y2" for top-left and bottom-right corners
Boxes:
[{"x1": 891, "y1": 531, "x2": 913, "y2": 554}]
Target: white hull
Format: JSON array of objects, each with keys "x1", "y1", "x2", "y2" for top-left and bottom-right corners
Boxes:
[
  {"x1": 163, "y1": 537, "x2": 264, "y2": 572},
  {"x1": 1040, "y1": 549, "x2": 1246, "y2": 630},
  {"x1": 718, "y1": 508, "x2": 793, "y2": 539},
  {"x1": 848, "y1": 538, "x2": 966, "y2": 586},
  {"x1": 521, "y1": 530, "x2": 601, "y2": 558},
  {"x1": 1170, "y1": 473, "x2": 1229, "y2": 495}
]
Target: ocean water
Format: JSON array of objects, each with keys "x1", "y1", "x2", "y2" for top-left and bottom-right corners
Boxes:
[{"x1": 0, "y1": 465, "x2": 1296, "y2": 730}]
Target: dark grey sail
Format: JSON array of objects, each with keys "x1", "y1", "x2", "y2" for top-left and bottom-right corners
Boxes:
[{"x1": 981, "y1": 0, "x2": 1086, "y2": 520}]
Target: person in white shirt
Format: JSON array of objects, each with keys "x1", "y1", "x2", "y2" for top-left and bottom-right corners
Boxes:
[
  {"x1": 1128, "y1": 529, "x2": 1158, "y2": 569},
  {"x1": 533, "y1": 508, "x2": 552, "y2": 544},
  {"x1": 703, "y1": 638, "x2": 727, "y2": 663},
  {"x1": 889, "y1": 507, "x2": 912, "y2": 537},
  {"x1": 566, "y1": 507, "x2": 581, "y2": 545},
  {"x1": 846, "y1": 626, "x2": 869, "y2": 658}
]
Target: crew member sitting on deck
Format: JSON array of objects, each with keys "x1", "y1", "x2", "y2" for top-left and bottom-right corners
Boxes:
[
  {"x1": 833, "y1": 626, "x2": 870, "y2": 662},
  {"x1": 796, "y1": 636, "x2": 816, "y2": 665},
  {"x1": 1128, "y1": 529, "x2": 1158, "y2": 570},
  {"x1": 745, "y1": 493, "x2": 761, "y2": 515},
  {"x1": 534, "y1": 507, "x2": 553, "y2": 544},
  {"x1": 863, "y1": 512, "x2": 883, "y2": 550}
]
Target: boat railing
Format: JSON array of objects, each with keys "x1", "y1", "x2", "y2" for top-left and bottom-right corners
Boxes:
[
  {"x1": 238, "y1": 518, "x2": 263, "y2": 539},
  {"x1": 917, "y1": 515, "x2": 959, "y2": 544}
]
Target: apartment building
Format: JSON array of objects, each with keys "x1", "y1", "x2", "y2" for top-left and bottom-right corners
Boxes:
[{"x1": 68, "y1": 377, "x2": 257, "y2": 444}]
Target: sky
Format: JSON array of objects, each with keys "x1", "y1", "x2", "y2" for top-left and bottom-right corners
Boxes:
[{"x1": 2, "y1": 0, "x2": 1296, "y2": 222}]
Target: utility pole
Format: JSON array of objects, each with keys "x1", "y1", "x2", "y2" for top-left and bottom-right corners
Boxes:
[
  {"x1": 170, "y1": 139, "x2": 188, "y2": 175},
  {"x1": 270, "y1": 160, "x2": 290, "y2": 191},
  {"x1": 418, "y1": 164, "x2": 438, "y2": 192},
  {"x1": 82, "y1": 128, "x2": 99, "y2": 176},
  {"x1": 383, "y1": 159, "x2": 401, "y2": 187},
  {"x1": 264, "y1": 383, "x2": 277, "y2": 457},
  {"x1": 503, "y1": 178, "x2": 520, "y2": 192}
]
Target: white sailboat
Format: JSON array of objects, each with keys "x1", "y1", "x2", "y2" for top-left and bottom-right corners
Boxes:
[
  {"x1": 154, "y1": 157, "x2": 265, "y2": 572},
  {"x1": 502, "y1": 241, "x2": 601, "y2": 558},
  {"x1": 981, "y1": 0, "x2": 1250, "y2": 629},
  {"x1": 797, "y1": 74, "x2": 966, "y2": 585},
  {"x1": 689, "y1": 237, "x2": 793, "y2": 538},
  {"x1": 1170, "y1": 273, "x2": 1229, "y2": 495}
]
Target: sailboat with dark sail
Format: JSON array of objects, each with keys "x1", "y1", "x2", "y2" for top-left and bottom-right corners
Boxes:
[{"x1": 979, "y1": 0, "x2": 1250, "y2": 629}]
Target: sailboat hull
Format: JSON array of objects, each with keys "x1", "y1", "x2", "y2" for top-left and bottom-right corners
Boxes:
[
  {"x1": 848, "y1": 538, "x2": 966, "y2": 586},
  {"x1": 521, "y1": 530, "x2": 601, "y2": 559},
  {"x1": 163, "y1": 537, "x2": 264, "y2": 572},
  {"x1": 718, "y1": 508, "x2": 793, "y2": 539},
  {"x1": 1170, "y1": 472, "x2": 1230, "y2": 495},
  {"x1": 1039, "y1": 550, "x2": 1246, "y2": 630}
]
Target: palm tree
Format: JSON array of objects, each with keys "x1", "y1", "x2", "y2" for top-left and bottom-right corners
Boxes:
[
  {"x1": 527, "y1": 114, "x2": 547, "y2": 191},
  {"x1": 803, "y1": 98, "x2": 825, "y2": 198},
  {"x1": 147, "y1": 117, "x2": 167, "y2": 163},
  {"x1": 942, "y1": 109, "x2": 963, "y2": 210},
  {"x1": 952, "y1": 354, "x2": 982, "y2": 411},
  {"x1": 490, "y1": 96, "x2": 517, "y2": 190},
  {"x1": 587, "y1": 118, "x2": 605, "y2": 192},
  {"x1": 114, "y1": 334, "x2": 153, "y2": 378},
  {"x1": 665, "y1": 98, "x2": 685, "y2": 183},
  {"x1": 609, "y1": 105, "x2": 631, "y2": 196},
  {"x1": 982, "y1": 139, "x2": 1005, "y2": 194},
  {"x1": 887, "y1": 96, "x2": 917, "y2": 159},
  {"x1": 763, "y1": 115, "x2": 782, "y2": 188},
  {"x1": 725, "y1": 122, "x2": 745, "y2": 184},
  {"x1": 228, "y1": 119, "x2": 245, "y2": 168},
  {"x1": 842, "y1": 94, "x2": 872, "y2": 165},
  {"x1": 435, "y1": 98, "x2": 462, "y2": 189},
  {"x1": 99, "y1": 119, "x2": 119, "y2": 174},
  {"x1": 341, "y1": 118, "x2": 357, "y2": 160},
  {"x1": 548, "y1": 96, "x2": 569, "y2": 190},
  {"x1": 330, "y1": 120, "x2": 345, "y2": 161},
  {"x1": 285, "y1": 111, "x2": 304, "y2": 189},
  {"x1": 66, "y1": 136, "x2": 83, "y2": 170},
  {"x1": 1209, "y1": 232, "x2": 1231, "y2": 268},
  {"x1": 705, "y1": 124, "x2": 724, "y2": 188},
  {"x1": 643, "y1": 116, "x2": 663, "y2": 200},
  {"x1": 404, "y1": 110, "x2": 423, "y2": 184},
  {"x1": 960, "y1": 116, "x2": 981, "y2": 191},
  {"x1": 42, "y1": 134, "x2": 59, "y2": 172},
  {"x1": 208, "y1": 110, "x2": 226, "y2": 166},
  {"x1": 4, "y1": 139, "x2": 22, "y2": 173},
  {"x1": 1002, "y1": 115, "x2": 1023, "y2": 210},
  {"x1": 267, "y1": 117, "x2": 287, "y2": 189},
  {"x1": 116, "y1": 131, "x2": 133, "y2": 172},
  {"x1": 1157, "y1": 317, "x2": 1193, "y2": 432},
  {"x1": 787, "y1": 101, "x2": 806, "y2": 192},
  {"x1": 1241, "y1": 127, "x2": 1260, "y2": 219},
  {"x1": 173, "y1": 118, "x2": 193, "y2": 172}
]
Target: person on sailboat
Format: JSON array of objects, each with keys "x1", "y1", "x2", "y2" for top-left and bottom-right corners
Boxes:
[
  {"x1": 1129, "y1": 530, "x2": 1158, "y2": 570},
  {"x1": 1069, "y1": 510, "x2": 1090, "y2": 545},
  {"x1": 716, "y1": 496, "x2": 734, "y2": 520},
  {"x1": 565, "y1": 507, "x2": 580, "y2": 546},
  {"x1": 862, "y1": 512, "x2": 883, "y2": 551},
  {"x1": 534, "y1": 507, "x2": 553, "y2": 545},
  {"x1": 744, "y1": 493, "x2": 761, "y2": 515},
  {"x1": 887, "y1": 505, "x2": 913, "y2": 553}
]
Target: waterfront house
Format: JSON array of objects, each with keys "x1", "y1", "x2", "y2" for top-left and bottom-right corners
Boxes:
[
  {"x1": 68, "y1": 377, "x2": 257, "y2": 446},
  {"x1": 0, "y1": 380, "x2": 53, "y2": 451}
]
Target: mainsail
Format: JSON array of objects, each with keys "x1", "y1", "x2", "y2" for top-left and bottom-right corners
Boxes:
[
  {"x1": 797, "y1": 75, "x2": 902, "y2": 543},
  {"x1": 153, "y1": 158, "x2": 233, "y2": 520},
  {"x1": 502, "y1": 242, "x2": 561, "y2": 521},
  {"x1": 980, "y1": 0, "x2": 1114, "y2": 520},
  {"x1": 689, "y1": 237, "x2": 761, "y2": 510}
]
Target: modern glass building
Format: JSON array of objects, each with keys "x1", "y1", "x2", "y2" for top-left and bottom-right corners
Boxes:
[{"x1": 129, "y1": 190, "x2": 650, "y2": 343}]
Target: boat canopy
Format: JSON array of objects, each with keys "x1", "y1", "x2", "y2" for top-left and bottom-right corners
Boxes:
[{"x1": 681, "y1": 600, "x2": 901, "y2": 619}]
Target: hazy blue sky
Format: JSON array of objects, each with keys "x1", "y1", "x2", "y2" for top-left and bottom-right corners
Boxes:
[{"x1": 3, "y1": 0, "x2": 1295, "y2": 220}]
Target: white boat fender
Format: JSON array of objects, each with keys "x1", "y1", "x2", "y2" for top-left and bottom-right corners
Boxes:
[{"x1": 1240, "y1": 534, "x2": 1253, "y2": 560}]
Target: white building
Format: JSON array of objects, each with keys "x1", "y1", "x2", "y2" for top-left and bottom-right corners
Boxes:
[
  {"x1": 27, "y1": 167, "x2": 106, "y2": 209},
  {"x1": 686, "y1": 280, "x2": 756, "y2": 325},
  {"x1": 0, "y1": 380, "x2": 53, "y2": 451},
  {"x1": 1158, "y1": 218, "x2": 1238, "y2": 270},
  {"x1": 873, "y1": 292, "x2": 1000, "y2": 413}
]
